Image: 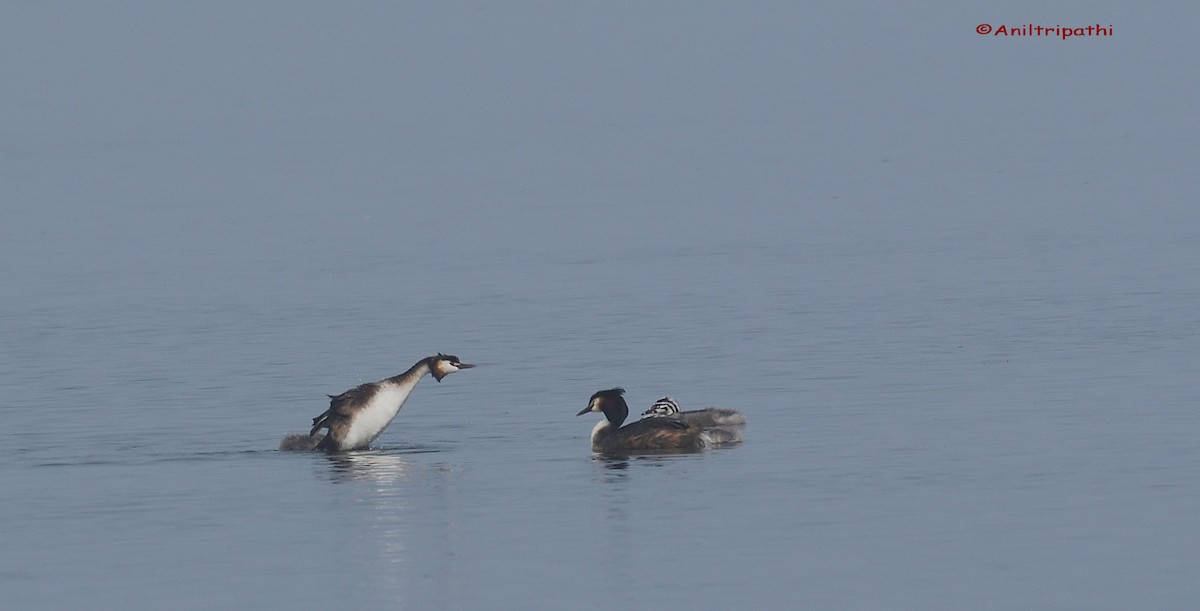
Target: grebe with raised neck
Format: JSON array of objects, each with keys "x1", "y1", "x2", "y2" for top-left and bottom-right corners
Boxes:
[
  {"x1": 279, "y1": 353, "x2": 473, "y2": 452},
  {"x1": 576, "y1": 388, "x2": 741, "y2": 454},
  {"x1": 641, "y1": 396, "x2": 747, "y2": 428}
]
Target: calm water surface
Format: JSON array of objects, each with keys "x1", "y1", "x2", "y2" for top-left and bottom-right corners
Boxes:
[
  {"x1": 3, "y1": 3, "x2": 1199, "y2": 610},
  {"x1": 5, "y1": 218, "x2": 1198, "y2": 609}
]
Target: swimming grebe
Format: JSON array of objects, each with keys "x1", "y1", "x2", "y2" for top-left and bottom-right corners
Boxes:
[
  {"x1": 576, "y1": 388, "x2": 741, "y2": 454},
  {"x1": 641, "y1": 396, "x2": 747, "y2": 428},
  {"x1": 278, "y1": 353, "x2": 473, "y2": 452}
]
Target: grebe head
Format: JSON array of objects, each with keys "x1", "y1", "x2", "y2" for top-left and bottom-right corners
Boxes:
[
  {"x1": 429, "y1": 353, "x2": 475, "y2": 382},
  {"x1": 577, "y1": 387, "x2": 630, "y2": 424},
  {"x1": 642, "y1": 397, "x2": 680, "y2": 418}
]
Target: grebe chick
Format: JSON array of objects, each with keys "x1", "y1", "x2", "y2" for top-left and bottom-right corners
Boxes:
[
  {"x1": 642, "y1": 396, "x2": 747, "y2": 428},
  {"x1": 278, "y1": 353, "x2": 474, "y2": 452},
  {"x1": 576, "y1": 388, "x2": 741, "y2": 454}
]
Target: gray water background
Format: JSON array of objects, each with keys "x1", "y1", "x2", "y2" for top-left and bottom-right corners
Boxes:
[{"x1": 2, "y1": 3, "x2": 1198, "y2": 609}]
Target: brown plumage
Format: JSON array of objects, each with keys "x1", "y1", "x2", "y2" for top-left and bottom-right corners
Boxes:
[{"x1": 310, "y1": 380, "x2": 383, "y2": 452}]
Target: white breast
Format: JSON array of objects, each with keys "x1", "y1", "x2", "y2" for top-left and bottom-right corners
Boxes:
[
  {"x1": 341, "y1": 381, "x2": 419, "y2": 449},
  {"x1": 589, "y1": 419, "x2": 613, "y2": 446}
]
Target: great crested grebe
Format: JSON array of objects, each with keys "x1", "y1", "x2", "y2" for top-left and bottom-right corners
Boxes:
[
  {"x1": 641, "y1": 396, "x2": 747, "y2": 428},
  {"x1": 576, "y1": 388, "x2": 741, "y2": 454},
  {"x1": 278, "y1": 353, "x2": 473, "y2": 452}
]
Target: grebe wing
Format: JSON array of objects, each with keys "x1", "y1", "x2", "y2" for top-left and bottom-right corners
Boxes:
[
  {"x1": 309, "y1": 381, "x2": 379, "y2": 435},
  {"x1": 614, "y1": 417, "x2": 697, "y2": 449}
]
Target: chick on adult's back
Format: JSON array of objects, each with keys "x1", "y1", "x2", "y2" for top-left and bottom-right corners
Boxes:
[
  {"x1": 641, "y1": 396, "x2": 747, "y2": 428},
  {"x1": 576, "y1": 388, "x2": 741, "y2": 454},
  {"x1": 279, "y1": 353, "x2": 473, "y2": 452}
]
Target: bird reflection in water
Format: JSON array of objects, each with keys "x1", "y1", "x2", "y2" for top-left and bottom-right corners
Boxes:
[
  {"x1": 595, "y1": 448, "x2": 699, "y2": 469},
  {"x1": 594, "y1": 453, "x2": 685, "y2": 484},
  {"x1": 323, "y1": 449, "x2": 428, "y2": 484}
]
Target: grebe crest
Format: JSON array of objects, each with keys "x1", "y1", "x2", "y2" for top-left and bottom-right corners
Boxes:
[
  {"x1": 280, "y1": 353, "x2": 474, "y2": 452},
  {"x1": 430, "y1": 353, "x2": 472, "y2": 382}
]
